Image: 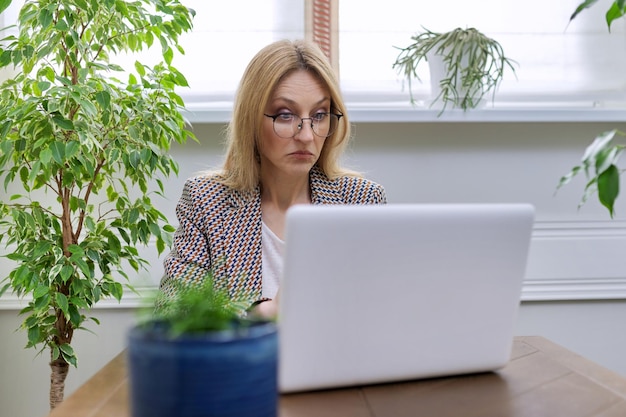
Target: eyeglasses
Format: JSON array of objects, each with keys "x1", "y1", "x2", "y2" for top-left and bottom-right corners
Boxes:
[{"x1": 264, "y1": 112, "x2": 343, "y2": 139}]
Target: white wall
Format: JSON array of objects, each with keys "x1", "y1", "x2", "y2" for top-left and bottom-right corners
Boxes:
[{"x1": 2, "y1": 120, "x2": 626, "y2": 417}]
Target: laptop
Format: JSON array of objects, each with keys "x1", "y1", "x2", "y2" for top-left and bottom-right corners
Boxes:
[{"x1": 277, "y1": 203, "x2": 535, "y2": 393}]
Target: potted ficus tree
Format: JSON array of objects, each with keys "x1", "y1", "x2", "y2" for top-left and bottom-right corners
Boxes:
[
  {"x1": 393, "y1": 26, "x2": 517, "y2": 114},
  {"x1": 0, "y1": 0, "x2": 195, "y2": 410},
  {"x1": 557, "y1": 0, "x2": 626, "y2": 216},
  {"x1": 128, "y1": 275, "x2": 278, "y2": 417}
]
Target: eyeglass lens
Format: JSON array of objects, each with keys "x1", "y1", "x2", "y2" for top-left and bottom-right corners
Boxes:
[{"x1": 272, "y1": 113, "x2": 339, "y2": 138}]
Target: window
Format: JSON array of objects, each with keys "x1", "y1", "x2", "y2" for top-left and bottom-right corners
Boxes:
[
  {"x1": 174, "y1": 1, "x2": 305, "y2": 106},
  {"x1": 0, "y1": 0, "x2": 306, "y2": 115},
  {"x1": 338, "y1": 0, "x2": 626, "y2": 108},
  {"x1": 3, "y1": 0, "x2": 626, "y2": 121}
]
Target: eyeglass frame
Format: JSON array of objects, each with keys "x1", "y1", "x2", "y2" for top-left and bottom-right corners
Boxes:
[{"x1": 263, "y1": 112, "x2": 343, "y2": 138}]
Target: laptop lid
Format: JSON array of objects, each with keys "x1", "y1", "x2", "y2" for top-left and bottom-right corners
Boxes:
[{"x1": 278, "y1": 203, "x2": 535, "y2": 393}]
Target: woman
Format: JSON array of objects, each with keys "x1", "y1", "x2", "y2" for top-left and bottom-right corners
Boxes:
[{"x1": 160, "y1": 39, "x2": 387, "y2": 317}]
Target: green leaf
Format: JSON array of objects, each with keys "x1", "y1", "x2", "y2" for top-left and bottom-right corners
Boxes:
[
  {"x1": 118, "y1": 228, "x2": 130, "y2": 244},
  {"x1": 38, "y1": 7, "x2": 53, "y2": 28},
  {"x1": 0, "y1": 0, "x2": 12, "y2": 15},
  {"x1": 55, "y1": 293, "x2": 69, "y2": 315},
  {"x1": 607, "y1": 1, "x2": 626, "y2": 31},
  {"x1": 55, "y1": 19, "x2": 69, "y2": 31},
  {"x1": 597, "y1": 164, "x2": 620, "y2": 217},
  {"x1": 67, "y1": 244, "x2": 85, "y2": 257},
  {"x1": 0, "y1": 283, "x2": 11, "y2": 297},
  {"x1": 134, "y1": 60, "x2": 145, "y2": 77},
  {"x1": 163, "y1": 46, "x2": 173, "y2": 65},
  {"x1": 78, "y1": 99, "x2": 98, "y2": 118},
  {"x1": 52, "y1": 114, "x2": 74, "y2": 130},
  {"x1": 33, "y1": 293, "x2": 50, "y2": 310},
  {"x1": 52, "y1": 345, "x2": 60, "y2": 361},
  {"x1": 173, "y1": 70, "x2": 189, "y2": 88},
  {"x1": 27, "y1": 325, "x2": 41, "y2": 346},
  {"x1": 0, "y1": 120, "x2": 11, "y2": 140},
  {"x1": 66, "y1": 355, "x2": 77, "y2": 367},
  {"x1": 37, "y1": 81, "x2": 51, "y2": 91},
  {"x1": 570, "y1": 0, "x2": 600, "y2": 21},
  {"x1": 68, "y1": 305, "x2": 82, "y2": 327},
  {"x1": 58, "y1": 343, "x2": 74, "y2": 356},
  {"x1": 65, "y1": 140, "x2": 80, "y2": 159},
  {"x1": 19, "y1": 166, "x2": 29, "y2": 187},
  {"x1": 32, "y1": 241, "x2": 52, "y2": 259},
  {"x1": 61, "y1": 265, "x2": 74, "y2": 283},
  {"x1": 59, "y1": 343, "x2": 77, "y2": 367},
  {"x1": 111, "y1": 282, "x2": 123, "y2": 301},
  {"x1": 25, "y1": 315, "x2": 39, "y2": 328},
  {"x1": 11, "y1": 265, "x2": 31, "y2": 286},
  {"x1": 50, "y1": 142, "x2": 65, "y2": 164},
  {"x1": 85, "y1": 217, "x2": 96, "y2": 232},
  {"x1": 39, "y1": 147, "x2": 53, "y2": 164},
  {"x1": 74, "y1": 258, "x2": 92, "y2": 278},
  {"x1": 33, "y1": 285, "x2": 49, "y2": 299},
  {"x1": 41, "y1": 315, "x2": 56, "y2": 326},
  {"x1": 49, "y1": 264, "x2": 63, "y2": 281},
  {"x1": 86, "y1": 248, "x2": 99, "y2": 262},
  {"x1": 156, "y1": 236, "x2": 165, "y2": 254},
  {"x1": 129, "y1": 151, "x2": 141, "y2": 169},
  {"x1": 74, "y1": 0, "x2": 88, "y2": 10},
  {"x1": 128, "y1": 208, "x2": 139, "y2": 223},
  {"x1": 70, "y1": 296, "x2": 89, "y2": 309},
  {"x1": 107, "y1": 233, "x2": 121, "y2": 253},
  {"x1": 95, "y1": 91, "x2": 111, "y2": 110},
  {"x1": 148, "y1": 222, "x2": 162, "y2": 238},
  {"x1": 28, "y1": 160, "x2": 42, "y2": 185}
]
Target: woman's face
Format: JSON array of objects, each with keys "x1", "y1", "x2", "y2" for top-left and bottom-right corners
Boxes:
[{"x1": 259, "y1": 70, "x2": 331, "y2": 180}]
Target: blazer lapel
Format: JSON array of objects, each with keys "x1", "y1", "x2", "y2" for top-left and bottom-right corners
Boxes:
[{"x1": 310, "y1": 165, "x2": 344, "y2": 204}]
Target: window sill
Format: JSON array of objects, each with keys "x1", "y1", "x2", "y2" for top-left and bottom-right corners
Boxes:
[{"x1": 182, "y1": 100, "x2": 626, "y2": 124}]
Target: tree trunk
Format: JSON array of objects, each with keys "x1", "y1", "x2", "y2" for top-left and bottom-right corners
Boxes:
[
  {"x1": 50, "y1": 353, "x2": 70, "y2": 409},
  {"x1": 50, "y1": 306, "x2": 73, "y2": 410}
]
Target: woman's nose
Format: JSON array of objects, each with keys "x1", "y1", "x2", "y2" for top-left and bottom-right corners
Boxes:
[{"x1": 294, "y1": 119, "x2": 315, "y2": 140}]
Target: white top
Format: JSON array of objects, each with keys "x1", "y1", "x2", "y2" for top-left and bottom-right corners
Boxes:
[{"x1": 261, "y1": 221, "x2": 284, "y2": 299}]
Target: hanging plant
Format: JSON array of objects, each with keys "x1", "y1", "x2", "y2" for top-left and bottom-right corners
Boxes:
[{"x1": 393, "y1": 27, "x2": 517, "y2": 113}]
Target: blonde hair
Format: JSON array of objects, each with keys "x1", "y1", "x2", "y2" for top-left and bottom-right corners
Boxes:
[{"x1": 220, "y1": 39, "x2": 358, "y2": 192}]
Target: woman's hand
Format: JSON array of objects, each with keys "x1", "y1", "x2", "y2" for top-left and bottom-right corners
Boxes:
[{"x1": 249, "y1": 291, "x2": 280, "y2": 320}]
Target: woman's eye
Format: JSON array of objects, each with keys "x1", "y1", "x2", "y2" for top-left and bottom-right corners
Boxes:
[
  {"x1": 277, "y1": 113, "x2": 295, "y2": 121},
  {"x1": 312, "y1": 113, "x2": 328, "y2": 121}
]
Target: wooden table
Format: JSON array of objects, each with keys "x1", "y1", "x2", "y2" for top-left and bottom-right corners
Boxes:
[{"x1": 48, "y1": 336, "x2": 626, "y2": 417}]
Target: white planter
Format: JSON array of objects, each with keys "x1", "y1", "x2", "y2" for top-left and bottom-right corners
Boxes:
[{"x1": 426, "y1": 48, "x2": 486, "y2": 111}]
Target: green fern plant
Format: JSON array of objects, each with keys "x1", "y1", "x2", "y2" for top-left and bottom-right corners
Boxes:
[{"x1": 146, "y1": 275, "x2": 252, "y2": 337}]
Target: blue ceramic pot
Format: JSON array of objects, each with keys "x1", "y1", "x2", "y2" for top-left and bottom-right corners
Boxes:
[{"x1": 127, "y1": 320, "x2": 278, "y2": 417}]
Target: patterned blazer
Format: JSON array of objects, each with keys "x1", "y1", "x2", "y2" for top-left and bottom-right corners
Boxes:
[{"x1": 160, "y1": 166, "x2": 387, "y2": 304}]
